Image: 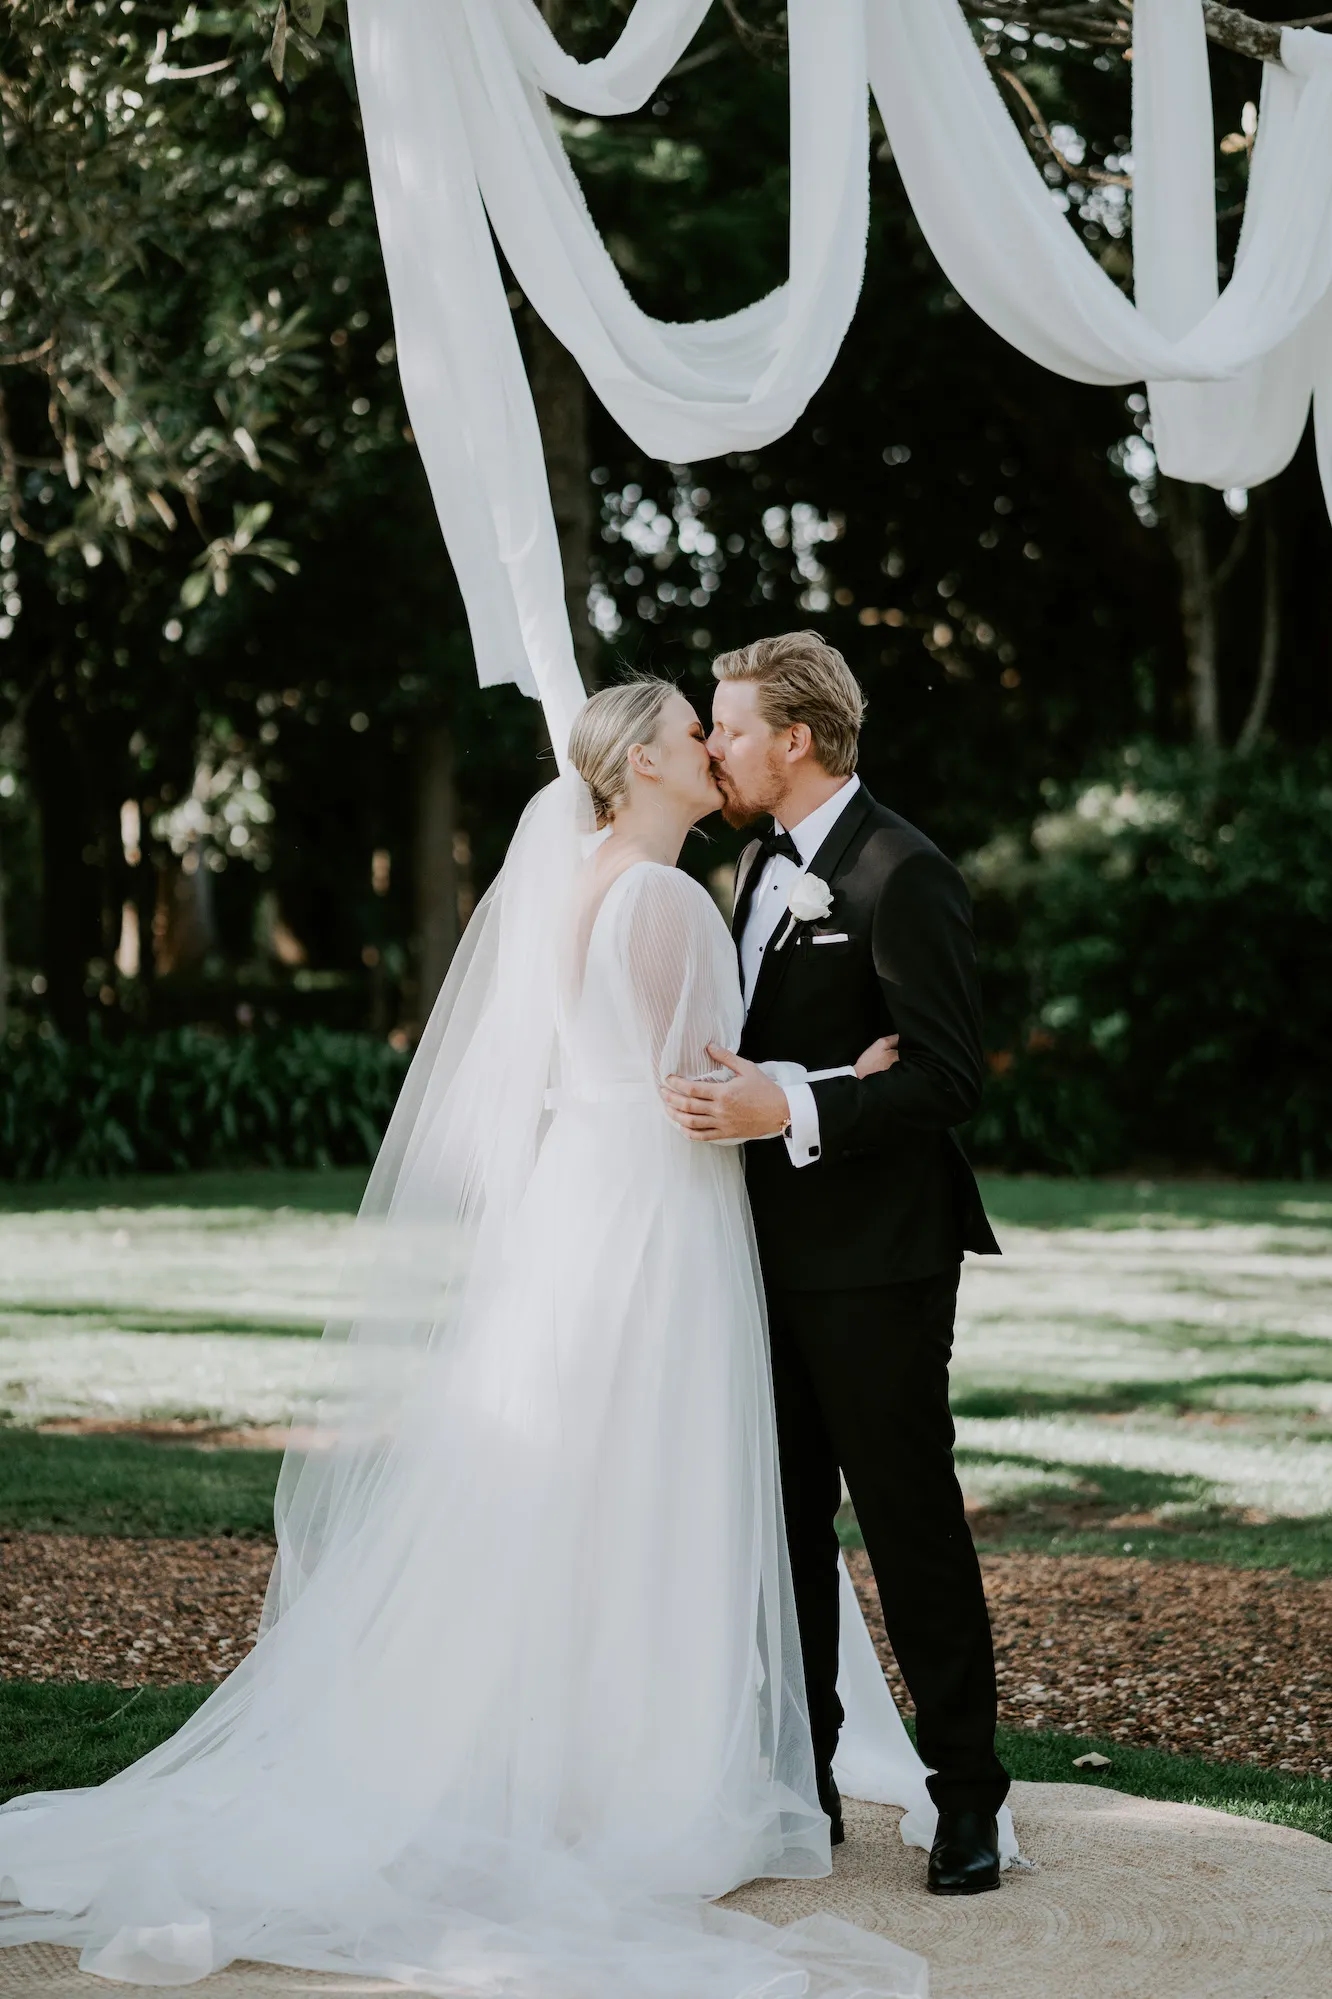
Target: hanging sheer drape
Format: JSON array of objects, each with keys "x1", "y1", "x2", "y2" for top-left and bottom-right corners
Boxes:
[
  {"x1": 347, "y1": 0, "x2": 1332, "y2": 750},
  {"x1": 348, "y1": 0, "x2": 871, "y2": 751},
  {"x1": 867, "y1": 3, "x2": 1332, "y2": 491}
]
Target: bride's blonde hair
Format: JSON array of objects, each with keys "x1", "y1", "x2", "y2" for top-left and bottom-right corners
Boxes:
[{"x1": 568, "y1": 676, "x2": 676, "y2": 824}]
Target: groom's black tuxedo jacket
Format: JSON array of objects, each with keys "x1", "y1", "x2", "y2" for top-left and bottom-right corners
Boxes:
[{"x1": 735, "y1": 783, "x2": 1000, "y2": 1290}]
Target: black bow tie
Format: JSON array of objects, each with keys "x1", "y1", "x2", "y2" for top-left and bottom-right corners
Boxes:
[{"x1": 757, "y1": 826, "x2": 800, "y2": 866}]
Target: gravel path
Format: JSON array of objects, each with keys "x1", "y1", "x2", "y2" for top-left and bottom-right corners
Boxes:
[
  {"x1": 846, "y1": 1548, "x2": 1332, "y2": 1780},
  {"x1": 2, "y1": 1532, "x2": 1329, "y2": 1781},
  {"x1": 0, "y1": 1533, "x2": 273, "y2": 1685}
]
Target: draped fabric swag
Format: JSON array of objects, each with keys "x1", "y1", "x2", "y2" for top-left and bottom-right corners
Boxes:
[{"x1": 347, "y1": 0, "x2": 1332, "y2": 760}]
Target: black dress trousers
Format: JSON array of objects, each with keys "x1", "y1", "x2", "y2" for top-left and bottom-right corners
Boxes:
[{"x1": 766, "y1": 1266, "x2": 1010, "y2": 1817}]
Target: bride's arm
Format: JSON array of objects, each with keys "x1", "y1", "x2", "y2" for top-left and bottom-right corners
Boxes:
[
  {"x1": 760, "y1": 1035, "x2": 898, "y2": 1088},
  {"x1": 617, "y1": 868, "x2": 742, "y2": 1095}
]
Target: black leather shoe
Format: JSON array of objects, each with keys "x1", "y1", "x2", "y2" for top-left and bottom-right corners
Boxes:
[
  {"x1": 817, "y1": 1771, "x2": 845, "y2": 1847},
  {"x1": 927, "y1": 1809, "x2": 1000, "y2": 1895}
]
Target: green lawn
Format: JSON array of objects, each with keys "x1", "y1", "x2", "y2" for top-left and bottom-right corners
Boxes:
[
  {"x1": 993, "y1": 1723, "x2": 1332, "y2": 1843},
  {"x1": 956, "y1": 1173, "x2": 1332, "y2": 1575},
  {"x1": 0, "y1": 1168, "x2": 367, "y2": 1216},
  {"x1": 977, "y1": 1175, "x2": 1332, "y2": 1233},
  {"x1": 0, "y1": 1169, "x2": 1327, "y2": 1839},
  {"x1": 0, "y1": 1168, "x2": 1329, "y2": 1573},
  {"x1": 0, "y1": 1430, "x2": 281, "y2": 1538},
  {"x1": 2, "y1": 1679, "x2": 1325, "y2": 1840}
]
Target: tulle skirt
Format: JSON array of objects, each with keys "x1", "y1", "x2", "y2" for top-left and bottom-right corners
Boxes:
[{"x1": 0, "y1": 1103, "x2": 927, "y2": 1997}]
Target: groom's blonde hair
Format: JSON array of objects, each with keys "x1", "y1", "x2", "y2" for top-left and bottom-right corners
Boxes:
[{"x1": 711, "y1": 631, "x2": 865, "y2": 777}]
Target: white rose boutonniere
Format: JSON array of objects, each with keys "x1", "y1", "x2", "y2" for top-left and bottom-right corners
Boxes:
[{"x1": 775, "y1": 871, "x2": 834, "y2": 950}]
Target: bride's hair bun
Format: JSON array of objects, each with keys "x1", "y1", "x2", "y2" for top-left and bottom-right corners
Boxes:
[{"x1": 568, "y1": 676, "x2": 675, "y2": 824}]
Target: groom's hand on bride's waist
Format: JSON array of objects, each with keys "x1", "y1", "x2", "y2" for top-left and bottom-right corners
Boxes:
[{"x1": 660, "y1": 1047, "x2": 791, "y2": 1142}]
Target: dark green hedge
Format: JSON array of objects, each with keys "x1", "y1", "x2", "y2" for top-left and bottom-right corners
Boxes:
[
  {"x1": 5, "y1": 742, "x2": 1327, "y2": 1183},
  {"x1": 0, "y1": 1026, "x2": 410, "y2": 1180},
  {"x1": 963, "y1": 744, "x2": 1332, "y2": 1179}
]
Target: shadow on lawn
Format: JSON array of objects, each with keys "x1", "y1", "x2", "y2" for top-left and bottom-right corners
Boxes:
[
  {"x1": 953, "y1": 1378, "x2": 1332, "y2": 1421},
  {"x1": 840, "y1": 1451, "x2": 1332, "y2": 1578}
]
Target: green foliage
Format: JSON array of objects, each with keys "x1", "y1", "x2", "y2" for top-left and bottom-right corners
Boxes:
[
  {"x1": 0, "y1": 1026, "x2": 408, "y2": 1178},
  {"x1": 0, "y1": 1430, "x2": 281, "y2": 1537},
  {"x1": 0, "y1": 1, "x2": 323, "y2": 585},
  {"x1": 964, "y1": 744, "x2": 1332, "y2": 1177},
  {"x1": 0, "y1": 0, "x2": 1326, "y2": 1166}
]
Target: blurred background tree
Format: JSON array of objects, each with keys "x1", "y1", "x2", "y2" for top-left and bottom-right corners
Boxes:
[{"x1": 0, "y1": 0, "x2": 1325, "y2": 1176}]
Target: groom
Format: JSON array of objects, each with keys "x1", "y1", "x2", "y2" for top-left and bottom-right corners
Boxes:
[{"x1": 661, "y1": 630, "x2": 1009, "y2": 1895}]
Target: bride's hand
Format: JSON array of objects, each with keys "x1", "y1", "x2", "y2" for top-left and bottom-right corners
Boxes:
[{"x1": 854, "y1": 1033, "x2": 899, "y2": 1079}]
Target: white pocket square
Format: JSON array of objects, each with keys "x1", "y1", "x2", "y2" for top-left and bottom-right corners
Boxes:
[{"x1": 811, "y1": 932, "x2": 850, "y2": 945}]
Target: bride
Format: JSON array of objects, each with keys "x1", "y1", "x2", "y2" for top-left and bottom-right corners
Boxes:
[{"x1": 0, "y1": 679, "x2": 936, "y2": 1997}]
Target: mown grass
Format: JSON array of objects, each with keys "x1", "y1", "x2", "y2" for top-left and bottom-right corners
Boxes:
[
  {"x1": 1, "y1": 1680, "x2": 1324, "y2": 1841},
  {"x1": 977, "y1": 1517, "x2": 1332, "y2": 1576},
  {"x1": 958, "y1": 1452, "x2": 1332, "y2": 1579},
  {"x1": 0, "y1": 1681, "x2": 212, "y2": 1802},
  {"x1": 2, "y1": 1167, "x2": 1324, "y2": 1230},
  {"x1": 21, "y1": 1422, "x2": 1329, "y2": 1578},
  {"x1": 0, "y1": 1431, "x2": 281, "y2": 1538},
  {"x1": 0, "y1": 1168, "x2": 367, "y2": 1215},
  {"x1": 993, "y1": 1723, "x2": 1332, "y2": 1843},
  {"x1": 976, "y1": 1174, "x2": 1332, "y2": 1232}
]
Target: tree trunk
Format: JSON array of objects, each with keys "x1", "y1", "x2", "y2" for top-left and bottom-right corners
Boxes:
[
  {"x1": 1236, "y1": 496, "x2": 1280, "y2": 757},
  {"x1": 415, "y1": 724, "x2": 462, "y2": 1022},
  {"x1": 1161, "y1": 478, "x2": 1221, "y2": 756},
  {"x1": 153, "y1": 851, "x2": 216, "y2": 976},
  {"x1": 25, "y1": 670, "x2": 96, "y2": 1038},
  {"x1": 528, "y1": 311, "x2": 598, "y2": 690},
  {"x1": 132, "y1": 816, "x2": 157, "y2": 1005},
  {"x1": 0, "y1": 826, "x2": 8, "y2": 1039}
]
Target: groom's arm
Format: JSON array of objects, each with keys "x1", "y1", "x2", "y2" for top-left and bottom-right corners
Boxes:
[{"x1": 807, "y1": 847, "x2": 984, "y2": 1161}]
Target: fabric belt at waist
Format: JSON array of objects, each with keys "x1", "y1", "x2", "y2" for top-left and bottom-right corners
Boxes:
[{"x1": 544, "y1": 1085, "x2": 657, "y2": 1110}]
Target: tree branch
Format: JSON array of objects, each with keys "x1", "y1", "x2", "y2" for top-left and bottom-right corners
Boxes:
[
  {"x1": 1210, "y1": 508, "x2": 1253, "y2": 595},
  {"x1": 666, "y1": 37, "x2": 733, "y2": 78},
  {"x1": 0, "y1": 385, "x2": 40, "y2": 542},
  {"x1": 970, "y1": 4, "x2": 1133, "y2": 49},
  {"x1": 719, "y1": 1, "x2": 787, "y2": 58},
  {"x1": 1236, "y1": 496, "x2": 1280, "y2": 754},
  {"x1": 0, "y1": 336, "x2": 55, "y2": 368},
  {"x1": 962, "y1": 0, "x2": 1325, "y2": 64},
  {"x1": 997, "y1": 67, "x2": 1132, "y2": 183}
]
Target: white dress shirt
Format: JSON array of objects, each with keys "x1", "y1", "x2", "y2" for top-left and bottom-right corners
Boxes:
[{"x1": 739, "y1": 776, "x2": 861, "y2": 1169}]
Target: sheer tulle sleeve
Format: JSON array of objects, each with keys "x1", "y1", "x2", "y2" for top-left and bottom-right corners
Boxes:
[{"x1": 609, "y1": 864, "x2": 744, "y2": 1087}]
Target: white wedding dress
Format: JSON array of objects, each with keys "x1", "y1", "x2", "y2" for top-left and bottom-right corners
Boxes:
[{"x1": 0, "y1": 774, "x2": 993, "y2": 1997}]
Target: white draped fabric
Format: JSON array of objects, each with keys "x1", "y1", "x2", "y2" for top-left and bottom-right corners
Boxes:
[{"x1": 348, "y1": 0, "x2": 1332, "y2": 757}]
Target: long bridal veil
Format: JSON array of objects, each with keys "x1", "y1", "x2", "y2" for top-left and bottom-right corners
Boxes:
[{"x1": 0, "y1": 772, "x2": 928, "y2": 1998}]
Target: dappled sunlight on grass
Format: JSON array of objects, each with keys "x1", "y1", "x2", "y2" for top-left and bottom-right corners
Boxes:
[
  {"x1": 955, "y1": 1416, "x2": 1332, "y2": 1520},
  {"x1": 941, "y1": 1179, "x2": 1332, "y2": 1571},
  {"x1": 0, "y1": 1171, "x2": 1327, "y2": 1567},
  {"x1": 0, "y1": 1205, "x2": 353, "y2": 1336},
  {"x1": 0, "y1": 1324, "x2": 325, "y2": 1429}
]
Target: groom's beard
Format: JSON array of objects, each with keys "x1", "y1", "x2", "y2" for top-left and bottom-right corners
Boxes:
[
  {"x1": 715, "y1": 758, "x2": 787, "y2": 831},
  {"x1": 718, "y1": 792, "x2": 763, "y2": 830}
]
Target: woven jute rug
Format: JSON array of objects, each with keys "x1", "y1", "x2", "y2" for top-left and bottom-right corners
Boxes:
[{"x1": 1, "y1": 1781, "x2": 1329, "y2": 1997}]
